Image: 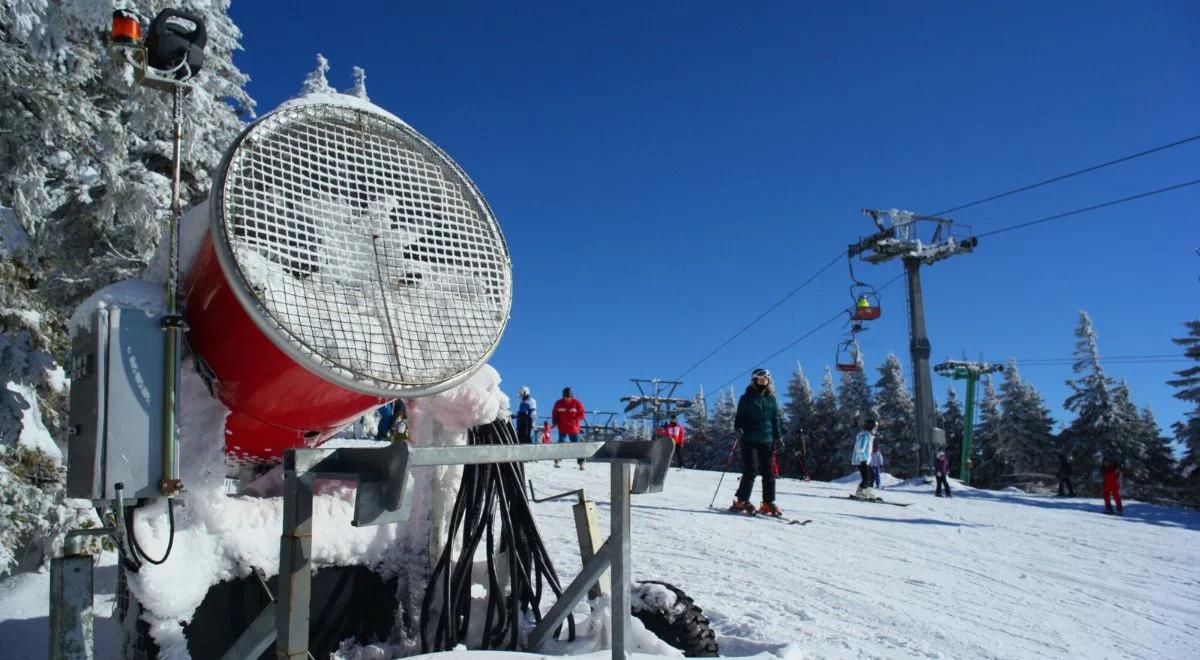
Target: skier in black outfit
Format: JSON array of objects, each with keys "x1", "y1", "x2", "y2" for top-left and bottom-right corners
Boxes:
[
  {"x1": 729, "y1": 368, "x2": 784, "y2": 516},
  {"x1": 1056, "y1": 454, "x2": 1075, "y2": 497}
]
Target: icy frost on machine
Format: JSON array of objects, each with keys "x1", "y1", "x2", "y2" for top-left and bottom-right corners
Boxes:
[{"x1": 183, "y1": 98, "x2": 513, "y2": 462}]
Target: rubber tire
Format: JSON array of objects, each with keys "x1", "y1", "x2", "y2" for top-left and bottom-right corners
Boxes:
[{"x1": 632, "y1": 580, "x2": 719, "y2": 657}]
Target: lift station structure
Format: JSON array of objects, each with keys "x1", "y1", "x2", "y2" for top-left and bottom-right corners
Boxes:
[{"x1": 849, "y1": 209, "x2": 978, "y2": 473}]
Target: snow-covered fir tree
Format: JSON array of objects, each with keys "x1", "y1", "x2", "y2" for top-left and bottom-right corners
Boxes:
[
  {"x1": 1167, "y1": 319, "x2": 1200, "y2": 481},
  {"x1": 681, "y1": 386, "x2": 711, "y2": 470},
  {"x1": 807, "y1": 368, "x2": 843, "y2": 480},
  {"x1": 1061, "y1": 311, "x2": 1137, "y2": 489},
  {"x1": 698, "y1": 387, "x2": 738, "y2": 470},
  {"x1": 874, "y1": 353, "x2": 915, "y2": 475},
  {"x1": 1134, "y1": 406, "x2": 1177, "y2": 490},
  {"x1": 996, "y1": 360, "x2": 1055, "y2": 476},
  {"x1": 0, "y1": 0, "x2": 254, "y2": 575},
  {"x1": 939, "y1": 385, "x2": 965, "y2": 481},
  {"x1": 781, "y1": 363, "x2": 815, "y2": 476},
  {"x1": 836, "y1": 353, "x2": 873, "y2": 433},
  {"x1": 346, "y1": 65, "x2": 370, "y2": 100},
  {"x1": 972, "y1": 376, "x2": 1003, "y2": 488}
]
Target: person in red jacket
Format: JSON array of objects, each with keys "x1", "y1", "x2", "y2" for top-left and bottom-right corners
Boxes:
[
  {"x1": 552, "y1": 387, "x2": 587, "y2": 469},
  {"x1": 655, "y1": 416, "x2": 686, "y2": 468},
  {"x1": 1101, "y1": 456, "x2": 1124, "y2": 515}
]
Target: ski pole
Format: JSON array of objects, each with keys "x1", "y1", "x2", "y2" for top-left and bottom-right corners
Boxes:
[{"x1": 708, "y1": 432, "x2": 742, "y2": 509}]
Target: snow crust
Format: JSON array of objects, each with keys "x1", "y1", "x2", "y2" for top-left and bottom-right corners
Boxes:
[{"x1": 68, "y1": 278, "x2": 166, "y2": 337}]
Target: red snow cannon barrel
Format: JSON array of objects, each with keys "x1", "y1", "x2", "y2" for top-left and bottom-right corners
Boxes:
[{"x1": 184, "y1": 100, "x2": 512, "y2": 463}]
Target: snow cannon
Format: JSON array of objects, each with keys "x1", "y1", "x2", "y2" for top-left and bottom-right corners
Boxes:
[{"x1": 184, "y1": 99, "x2": 512, "y2": 463}]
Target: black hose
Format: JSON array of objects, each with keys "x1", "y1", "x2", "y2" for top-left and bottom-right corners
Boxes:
[
  {"x1": 126, "y1": 498, "x2": 175, "y2": 565},
  {"x1": 421, "y1": 418, "x2": 575, "y2": 653}
]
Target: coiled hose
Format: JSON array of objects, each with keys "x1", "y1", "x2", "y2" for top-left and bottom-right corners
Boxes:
[{"x1": 421, "y1": 417, "x2": 575, "y2": 652}]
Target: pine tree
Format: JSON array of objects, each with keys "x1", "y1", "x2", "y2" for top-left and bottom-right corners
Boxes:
[
  {"x1": 0, "y1": 0, "x2": 254, "y2": 575},
  {"x1": 808, "y1": 368, "x2": 843, "y2": 480},
  {"x1": 345, "y1": 66, "x2": 370, "y2": 100},
  {"x1": 1062, "y1": 311, "x2": 1136, "y2": 489},
  {"x1": 997, "y1": 360, "x2": 1055, "y2": 476},
  {"x1": 682, "y1": 386, "x2": 711, "y2": 470},
  {"x1": 1167, "y1": 320, "x2": 1200, "y2": 480},
  {"x1": 301, "y1": 53, "x2": 335, "y2": 95},
  {"x1": 699, "y1": 387, "x2": 738, "y2": 471},
  {"x1": 837, "y1": 353, "x2": 873, "y2": 433},
  {"x1": 781, "y1": 363, "x2": 815, "y2": 475},
  {"x1": 874, "y1": 353, "x2": 915, "y2": 476},
  {"x1": 939, "y1": 385, "x2": 965, "y2": 480},
  {"x1": 973, "y1": 377, "x2": 1003, "y2": 488},
  {"x1": 1136, "y1": 407, "x2": 1176, "y2": 488}
]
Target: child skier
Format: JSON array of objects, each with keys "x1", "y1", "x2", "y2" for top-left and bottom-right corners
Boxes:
[
  {"x1": 540, "y1": 420, "x2": 552, "y2": 444},
  {"x1": 1100, "y1": 456, "x2": 1124, "y2": 515},
  {"x1": 850, "y1": 419, "x2": 876, "y2": 499},
  {"x1": 869, "y1": 445, "x2": 883, "y2": 489},
  {"x1": 934, "y1": 450, "x2": 952, "y2": 498}
]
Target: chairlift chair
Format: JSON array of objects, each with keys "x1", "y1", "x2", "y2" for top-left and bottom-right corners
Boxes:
[
  {"x1": 835, "y1": 338, "x2": 863, "y2": 373},
  {"x1": 850, "y1": 284, "x2": 881, "y2": 321}
]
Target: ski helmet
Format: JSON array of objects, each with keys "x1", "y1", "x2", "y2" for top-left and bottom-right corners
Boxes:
[
  {"x1": 751, "y1": 368, "x2": 771, "y2": 379},
  {"x1": 863, "y1": 418, "x2": 877, "y2": 431},
  {"x1": 518, "y1": 385, "x2": 530, "y2": 397}
]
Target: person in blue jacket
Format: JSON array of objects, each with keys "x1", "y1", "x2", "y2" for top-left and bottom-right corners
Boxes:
[
  {"x1": 851, "y1": 419, "x2": 877, "y2": 498},
  {"x1": 514, "y1": 386, "x2": 537, "y2": 443},
  {"x1": 729, "y1": 368, "x2": 784, "y2": 516}
]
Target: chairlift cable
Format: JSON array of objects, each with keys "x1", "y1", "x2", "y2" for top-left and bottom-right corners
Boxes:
[
  {"x1": 976, "y1": 178, "x2": 1200, "y2": 238},
  {"x1": 932, "y1": 132, "x2": 1200, "y2": 216}
]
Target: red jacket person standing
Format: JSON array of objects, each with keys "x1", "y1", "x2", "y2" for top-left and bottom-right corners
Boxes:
[
  {"x1": 552, "y1": 387, "x2": 587, "y2": 469},
  {"x1": 1100, "y1": 456, "x2": 1124, "y2": 515},
  {"x1": 656, "y1": 416, "x2": 686, "y2": 468}
]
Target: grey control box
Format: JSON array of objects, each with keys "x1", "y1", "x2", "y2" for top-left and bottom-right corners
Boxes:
[{"x1": 66, "y1": 306, "x2": 177, "y2": 501}]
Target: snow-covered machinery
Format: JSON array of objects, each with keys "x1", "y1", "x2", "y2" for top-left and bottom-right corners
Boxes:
[{"x1": 183, "y1": 99, "x2": 513, "y2": 462}]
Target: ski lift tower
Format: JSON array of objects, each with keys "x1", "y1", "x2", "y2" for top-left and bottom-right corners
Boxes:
[
  {"x1": 849, "y1": 209, "x2": 978, "y2": 474},
  {"x1": 934, "y1": 360, "x2": 1004, "y2": 482},
  {"x1": 620, "y1": 379, "x2": 693, "y2": 440}
]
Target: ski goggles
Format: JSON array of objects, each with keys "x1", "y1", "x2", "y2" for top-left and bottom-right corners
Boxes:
[{"x1": 752, "y1": 368, "x2": 771, "y2": 379}]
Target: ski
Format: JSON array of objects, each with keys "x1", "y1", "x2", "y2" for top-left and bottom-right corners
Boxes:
[
  {"x1": 831, "y1": 495, "x2": 912, "y2": 507},
  {"x1": 710, "y1": 507, "x2": 812, "y2": 525}
]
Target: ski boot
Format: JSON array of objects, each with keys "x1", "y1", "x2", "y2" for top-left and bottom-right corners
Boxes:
[
  {"x1": 759, "y1": 501, "x2": 783, "y2": 517},
  {"x1": 729, "y1": 499, "x2": 756, "y2": 515}
]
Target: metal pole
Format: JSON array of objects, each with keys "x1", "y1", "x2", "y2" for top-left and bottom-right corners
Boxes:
[
  {"x1": 276, "y1": 458, "x2": 313, "y2": 659},
  {"x1": 904, "y1": 257, "x2": 935, "y2": 475},
  {"x1": 49, "y1": 536, "x2": 94, "y2": 660},
  {"x1": 160, "y1": 84, "x2": 184, "y2": 496},
  {"x1": 960, "y1": 374, "x2": 978, "y2": 483},
  {"x1": 610, "y1": 462, "x2": 632, "y2": 657}
]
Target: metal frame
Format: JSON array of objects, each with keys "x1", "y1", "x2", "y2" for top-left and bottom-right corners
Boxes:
[
  {"x1": 935, "y1": 360, "x2": 1005, "y2": 481},
  {"x1": 849, "y1": 209, "x2": 978, "y2": 474},
  {"x1": 235, "y1": 436, "x2": 674, "y2": 659},
  {"x1": 620, "y1": 379, "x2": 694, "y2": 442}
]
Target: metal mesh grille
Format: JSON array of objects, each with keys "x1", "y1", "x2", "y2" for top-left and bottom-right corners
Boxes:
[{"x1": 216, "y1": 103, "x2": 511, "y2": 392}]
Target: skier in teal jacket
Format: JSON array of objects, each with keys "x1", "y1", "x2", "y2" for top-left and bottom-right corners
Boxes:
[{"x1": 730, "y1": 368, "x2": 784, "y2": 516}]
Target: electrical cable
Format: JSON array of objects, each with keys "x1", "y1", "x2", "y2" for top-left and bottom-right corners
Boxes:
[
  {"x1": 125, "y1": 498, "x2": 176, "y2": 566},
  {"x1": 976, "y1": 178, "x2": 1200, "y2": 238},
  {"x1": 931, "y1": 133, "x2": 1200, "y2": 216},
  {"x1": 421, "y1": 418, "x2": 575, "y2": 653}
]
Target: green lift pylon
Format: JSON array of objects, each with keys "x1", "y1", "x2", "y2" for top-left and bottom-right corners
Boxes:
[{"x1": 934, "y1": 360, "x2": 1004, "y2": 482}]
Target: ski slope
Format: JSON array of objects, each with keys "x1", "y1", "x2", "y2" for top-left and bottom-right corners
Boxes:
[
  {"x1": 522, "y1": 463, "x2": 1200, "y2": 659},
  {"x1": 2, "y1": 465, "x2": 1197, "y2": 659}
]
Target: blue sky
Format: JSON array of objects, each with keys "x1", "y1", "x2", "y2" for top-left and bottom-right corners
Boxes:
[{"x1": 230, "y1": 1, "x2": 1198, "y2": 435}]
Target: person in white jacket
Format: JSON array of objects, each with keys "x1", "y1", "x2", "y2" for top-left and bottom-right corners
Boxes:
[{"x1": 850, "y1": 419, "x2": 877, "y2": 498}]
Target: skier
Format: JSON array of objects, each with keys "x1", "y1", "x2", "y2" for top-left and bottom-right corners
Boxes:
[
  {"x1": 729, "y1": 368, "x2": 783, "y2": 516},
  {"x1": 514, "y1": 386, "x2": 537, "y2": 444},
  {"x1": 934, "y1": 450, "x2": 952, "y2": 498},
  {"x1": 540, "y1": 420, "x2": 552, "y2": 444},
  {"x1": 1100, "y1": 456, "x2": 1124, "y2": 515},
  {"x1": 870, "y1": 444, "x2": 884, "y2": 489},
  {"x1": 657, "y1": 416, "x2": 686, "y2": 468},
  {"x1": 1056, "y1": 454, "x2": 1075, "y2": 497},
  {"x1": 552, "y1": 387, "x2": 587, "y2": 469},
  {"x1": 792, "y1": 428, "x2": 811, "y2": 481},
  {"x1": 850, "y1": 419, "x2": 876, "y2": 499}
]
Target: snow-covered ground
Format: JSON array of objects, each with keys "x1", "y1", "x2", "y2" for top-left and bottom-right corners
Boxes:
[{"x1": 3, "y1": 464, "x2": 1197, "y2": 659}]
